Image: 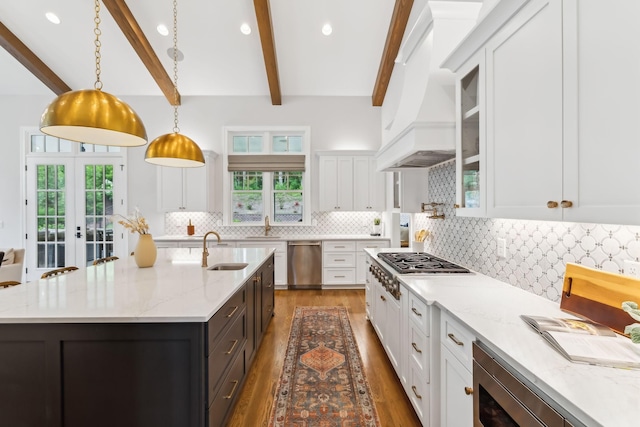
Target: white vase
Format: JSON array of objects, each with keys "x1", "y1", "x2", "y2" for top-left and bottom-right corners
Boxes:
[{"x1": 134, "y1": 234, "x2": 157, "y2": 268}]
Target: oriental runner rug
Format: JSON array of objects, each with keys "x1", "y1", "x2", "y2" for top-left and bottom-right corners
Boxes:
[{"x1": 269, "y1": 306, "x2": 380, "y2": 427}]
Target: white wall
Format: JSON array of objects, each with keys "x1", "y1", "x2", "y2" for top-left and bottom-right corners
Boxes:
[{"x1": 0, "y1": 94, "x2": 381, "y2": 248}]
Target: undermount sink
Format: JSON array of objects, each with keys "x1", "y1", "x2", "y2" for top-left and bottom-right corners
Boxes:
[
  {"x1": 207, "y1": 262, "x2": 249, "y2": 271},
  {"x1": 244, "y1": 235, "x2": 281, "y2": 239}
]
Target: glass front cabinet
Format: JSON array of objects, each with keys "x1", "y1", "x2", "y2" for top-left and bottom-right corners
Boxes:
[{"x1": 455, "y1": 54, "x2": 485, "y2": 217}]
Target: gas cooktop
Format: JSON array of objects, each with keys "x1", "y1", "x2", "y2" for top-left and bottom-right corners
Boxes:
[{"x1": 377, "y1": 252, "x2": 471, "y2": 274}]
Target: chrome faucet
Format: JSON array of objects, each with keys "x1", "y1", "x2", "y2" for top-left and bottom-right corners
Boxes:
[
  {"x1": 264, "y1": 215, "x2": 272, "y2": 236},
  {"x1": 202, "y1": 231, "x2": 221, "y2": 267}
]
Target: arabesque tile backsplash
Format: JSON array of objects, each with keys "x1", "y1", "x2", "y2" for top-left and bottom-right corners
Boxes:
[
  {"x1": 165, "y1": 160, "x2": 640, "y2": 303},
  {"x1": 415, "y1": 160, "x2": 640, "y2": 302}
]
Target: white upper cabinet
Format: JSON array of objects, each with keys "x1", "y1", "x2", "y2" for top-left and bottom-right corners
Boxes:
[
  {"x1": 353, "y1": 156, "x2": 386, "y2": 211},
  {"x1": 318, "y1": 152, "x2": 386, "y2": 212},
  {"x1": 486, "y1": 0, "x2": 564, "y2": 220},
  {"x1": 445, "y1": 0, "x2": 640, "y2": 225},
  {"x1": 157, "y1": 151, "x2": 216, "y2": 212}
]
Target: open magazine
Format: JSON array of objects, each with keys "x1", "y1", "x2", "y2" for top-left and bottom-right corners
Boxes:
[{"x1": 520, "y1": 315, "x2": 640, "y2": 369}]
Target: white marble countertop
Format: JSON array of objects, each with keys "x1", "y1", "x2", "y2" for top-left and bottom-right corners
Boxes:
[
  {"x1": 0, "y1": 247, "x2": 274, "y2": 323},
  {"x1": 366, "y1": 248, "x2": 640, "y2": 427},
  {"x1": 154, "y1": 234, "x2": 390, "y2": 242}
]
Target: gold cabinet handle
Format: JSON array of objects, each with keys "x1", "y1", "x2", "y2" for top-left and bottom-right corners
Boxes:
[
  {"x1": 411, "y1": 307, "x2": 422, "y2": 317},
  {"x1": 223, "y1": 380, "x2": 239, "y2": 399},
  {"x1": 547, "y1": 201, "x2": 558, "y2": 208},
  {"x1": 465, "y1": 387, "x2": 474, "y2": 395},
  {"x1": 225, "y1": 339, "x2": 239, "y2": 355},
  {"x1": 448, "y1": 333, "x2": 464, "y2": 346},
  {"x1": 380, "y1": 295, "x2": 386, "y2": 302},
  {"x1": 412, "y1": 386, "x2": 422, "y2": 400},
  {"x1": 412, "y1": 342, "x2": 422, "y2": 354},
  {"x1": 561, "y1": 200, "x2": 573, "y2": 208},
  {"x1": 454, "y1": 204, "x2": 460, "y2": 209},
  {"x1": 226, "y1": 306, "x2": 239, "y2": 318}
]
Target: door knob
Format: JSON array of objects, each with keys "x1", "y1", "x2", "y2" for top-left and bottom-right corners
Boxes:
[
  {"x1": 464, "y1": 387, "x2": 474, "y2": 395},
  {"x1": 547, "y1": 201, "x2": 558, "y2": 208},
  {"x1": 561, "y1": 200, "x2": 573, "y2": 208}
]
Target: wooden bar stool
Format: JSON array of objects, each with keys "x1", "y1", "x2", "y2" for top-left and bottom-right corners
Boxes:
[
  {"x1": 41, "y1": 266, "x2": 79, "y2": 279},
  {"x1": 0, "y1": 281, "x2": 20, "y2": 288},
  {"x1": 93, "y1": 256, "x2": 119, "y2": 266}
]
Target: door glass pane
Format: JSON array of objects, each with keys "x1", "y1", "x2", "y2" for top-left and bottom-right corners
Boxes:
[
  {"x1": 84, "y1": 164, "x2": 114, "y2": 264},
  {"x1": 35, "y1": 164, "x2": 66, "y2": 268}
]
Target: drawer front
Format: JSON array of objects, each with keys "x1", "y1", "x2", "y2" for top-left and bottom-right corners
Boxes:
[
  {"x1": 441, "y1": 311, "x2": 475, "y2": 369},
  {"x1": 409, "y1": 323, "x2": 430, "y2": 381},
  {"x1": 323, "y1": 240, "x2": 356, "y2": 252},
  {"x1": 356, "y1": 240, "x2": 390, "y2": 251},
  {"x1": 323, "y1": 268, "x2": 356, "y2": 284},
  {"x1": 207, "y1": 348, "x2": 246, "y2": 427},
  {"x1": 323, "y1": 252, "x2": 356, "y2": 268},
  {"x1": 408, "y1": 292, "x2": 429, "y2": 334},
  {"x1": 408, "y1": 361, "x2": 430, "y2": 423},
  {"x1": 207, "y1": 287, "x2": 246, "y2": 353},
  {"x1": 208, "y1": 310, "x2": 246, "y2": 404}
]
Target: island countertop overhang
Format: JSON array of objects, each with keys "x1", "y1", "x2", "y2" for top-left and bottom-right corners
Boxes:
[{"x1": 0, "y1": 247, "x2": 275, "y2": 324}]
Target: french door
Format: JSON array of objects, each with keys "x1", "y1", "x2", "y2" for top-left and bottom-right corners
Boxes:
[{"x1": 25, "y1": 156, "x2": 126, "y2": 281}]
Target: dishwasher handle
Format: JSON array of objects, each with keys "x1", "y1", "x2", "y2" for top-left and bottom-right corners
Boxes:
[{"x1": 288, "y1": 241, "x2": 322, "y2": 246}]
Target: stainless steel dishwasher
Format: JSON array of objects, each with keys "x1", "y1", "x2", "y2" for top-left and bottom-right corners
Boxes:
[{"x1": 287, "y1": 241, "x2": 322, "y2": 289}]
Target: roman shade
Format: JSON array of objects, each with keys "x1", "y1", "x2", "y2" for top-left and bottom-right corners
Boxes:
[{"x1": 227, "y1": 154, "x2": 306, "y2": 171}]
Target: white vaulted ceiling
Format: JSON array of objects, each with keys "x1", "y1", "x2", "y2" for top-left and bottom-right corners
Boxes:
[{"x1": 0, "y1": 0, "x2": 414, "y2": 104}]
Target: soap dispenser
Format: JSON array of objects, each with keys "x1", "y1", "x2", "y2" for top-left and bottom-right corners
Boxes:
[{"x1": 187, "y1": 219, "x2": 195, "y2": 236}]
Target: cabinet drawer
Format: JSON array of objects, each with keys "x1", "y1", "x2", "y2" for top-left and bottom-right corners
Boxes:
[
  {"x1": 408, "y1": 292, "x2": 429, "y2": 334},
  {"x1": 207, "y1": 348, "x2": 246, "y2": 427},
  {"x1": 208, "y1": 310, "x2": 246, "y2": 404},
  {"x1": 323, "y1": 241, "x2": 356, "y2": 252},
  {"x1": 408, "y1": 361, "x2": 429, "y2": 422},
  {"x1": 323, "y1": 268, "x2": 356, "y2": 284},
  {"x1": 409, "y1": 322, "x2": 430, "y2": 381},
  {"x1": 323, "y1": 252, "x2": 356, "y2": 268},
  {"x1": 207, "y1": 287, "x2": 245, "y2": 353},
  {"x1": 356, "y1": 240, "x2": 390, "y2": 251},
  {"x1": 441, "y1": 311, "x2": 475, "y2": 370}
]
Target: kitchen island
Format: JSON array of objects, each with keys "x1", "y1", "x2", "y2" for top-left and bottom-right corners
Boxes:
[{"x1": 0, "y1": 247, "x2": 276, "y2": 427}]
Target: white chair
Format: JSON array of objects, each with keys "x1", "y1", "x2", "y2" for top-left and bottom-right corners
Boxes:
[{"x1": 0, "y1": 248, "x2": 25, "y2": 284}]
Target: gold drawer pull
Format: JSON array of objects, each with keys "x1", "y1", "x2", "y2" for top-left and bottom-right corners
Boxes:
[
  {"x1": 225, "y1": 339, "x2": 239, "y2": 355},
  {"x1": 448, "y1": 333, "x2": 464, "y2": 346},
  {"x1": 454, "y1": 204, "x2": 460, "y2": 209},
  {"x1": 465, "y1": 387, "x2": 474, "y2": 395},
  {"x1": 547, "y1": 201, "x2": 558, "y2": 208},
  {"x1": 561, "y1": 200, "x2": 573, "y2": 208},
  {"x1": 411, "y1": 307, "x2": 422, "y2": 317},
  {"x1": 223, "y1": 380, "x2": 239, "y2": 399},
  {"x1": 380, "y1": 295, "x2": 386, "y2": 302},
  {"x1": 226, "y1": 306, "x2": 239, "y2": 318},
  {"x1": 411, "y1": 342, "x2": 422, "y2": 354},
  {"x1": 411, "y1": 386, "x2": 422, "y2": 400}
]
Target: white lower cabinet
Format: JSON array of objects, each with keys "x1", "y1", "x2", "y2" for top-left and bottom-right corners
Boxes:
[
  {"x1": 236, "y1": 241, "x2": 287, "y2": 286},
  {"x1": 323, "y1": 240, "x2": 389, "y2": 287},
  {"x1": 355, "y1": 241, "x2": 389, "y2": 284},
  {"x1": 440, "y1": 310, "x2": 476, "y2": 427}
]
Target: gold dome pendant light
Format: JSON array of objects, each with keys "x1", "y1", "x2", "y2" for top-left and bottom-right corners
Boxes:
[
  {"x1": 145, "y1": 0, "x2": 204, "y2": 167},
  {"x1": 40, "y1": 0, "x2": 147, "y2": 147}
]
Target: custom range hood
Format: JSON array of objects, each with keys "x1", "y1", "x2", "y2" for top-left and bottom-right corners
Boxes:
[{"x1": 376, "y1": 1, "x2": 482, "y2": 172}]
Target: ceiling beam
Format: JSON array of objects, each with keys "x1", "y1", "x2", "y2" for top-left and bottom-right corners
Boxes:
[
  {"x1": 372, "y1": 0, "x2": 414, "y2": 107},
  {"x1": 0, "y1": 22, "x2": 71, "y2": 95},
  {"x1": 254, "y1": 0, "x2": 282, "y2": 105},
  {"x1": 102, "y1": 0, "x2": 180, "y2": 105}
]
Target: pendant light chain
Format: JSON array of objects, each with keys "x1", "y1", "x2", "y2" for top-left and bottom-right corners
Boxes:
[
  {"x1": 94, "y1": 0, "x2": 103, "y2": 90},
  {"x1": 172, "y1": 0, "x2": 180, "y2": 133}
]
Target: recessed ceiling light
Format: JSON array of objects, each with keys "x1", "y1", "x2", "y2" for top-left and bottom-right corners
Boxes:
[
  {"x1": 240, "y1": 23, "x2": 251, "y2": 35},
  {"x1": 157, "y1": 24, "x2": 169, "y2": 36},
  {"x1": 322, "y1": 23, "x2": 333, "y2": 36},
  {"x1": 45, "y1": 12, "x2": 60, "y2": 25}
]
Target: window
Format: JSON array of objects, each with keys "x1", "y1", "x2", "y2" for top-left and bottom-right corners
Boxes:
[{"x1": 223, "y1": 127, "x2": 310, "y2": 226}]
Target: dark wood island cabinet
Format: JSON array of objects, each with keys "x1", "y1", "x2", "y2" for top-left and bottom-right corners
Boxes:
[{"x1": 0, "y1": 249, "x2": 275, "y2": 427}]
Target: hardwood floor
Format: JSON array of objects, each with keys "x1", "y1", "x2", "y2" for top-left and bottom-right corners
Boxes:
[{"x1": 226, "y1": 289, "x2": 421, "y2": 426}]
